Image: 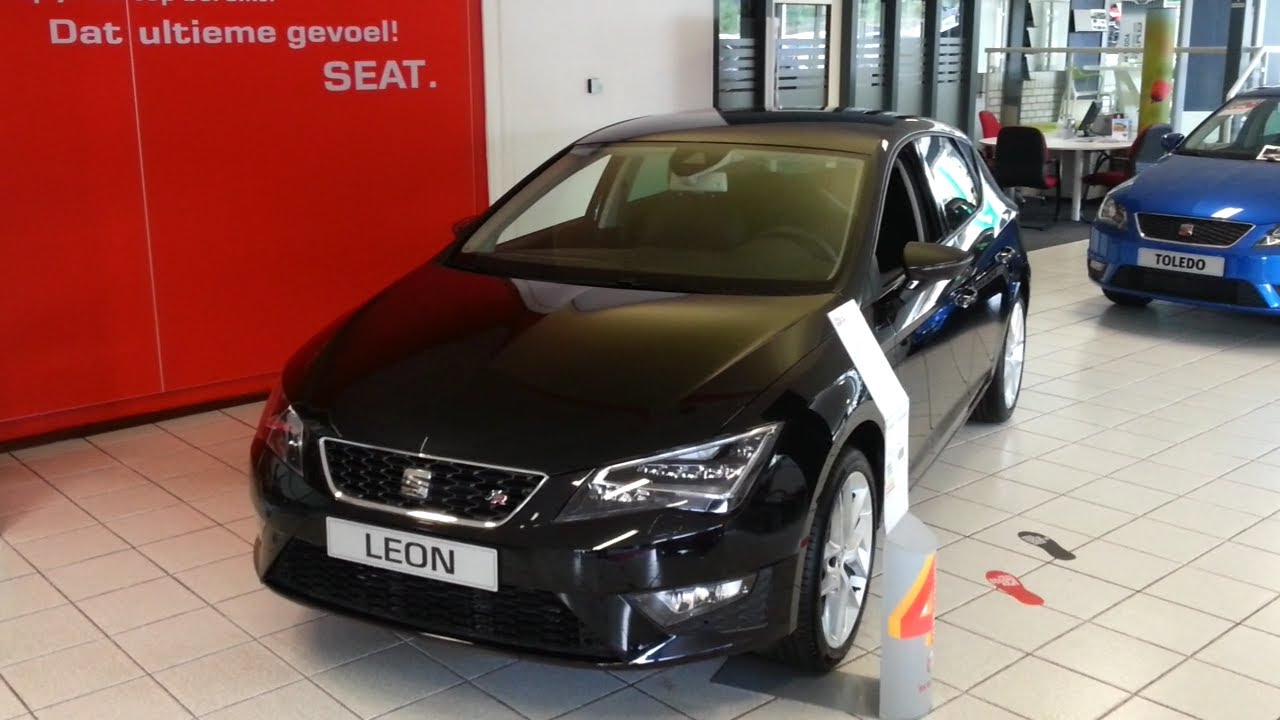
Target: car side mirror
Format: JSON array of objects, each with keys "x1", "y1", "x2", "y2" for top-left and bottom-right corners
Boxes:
[
  {"x1": 1161, "y1": 132, "x2": 1185, "y2": 153},
  {"x1": 902, "y1": 242, "x2": 974, "y2": 284},
  {"x1": 453, "y1": 214, "x2": 483, "y2": 240}
]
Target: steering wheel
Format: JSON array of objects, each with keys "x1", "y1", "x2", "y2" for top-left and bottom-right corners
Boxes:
[{"x1": 756, "y1": 225, "x2": 839, "y2": 264}]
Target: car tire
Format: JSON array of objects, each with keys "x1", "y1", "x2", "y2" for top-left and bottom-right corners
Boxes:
[
  {"x1": 972, "y1": 295, "x2": 1026, "y2": 423},
  {"x1": 1104, "y1": 290, "x2": 1153, "y2": 307},
  {"x1": 766, "y1": 447, "x2": 879, "y2": 672}
]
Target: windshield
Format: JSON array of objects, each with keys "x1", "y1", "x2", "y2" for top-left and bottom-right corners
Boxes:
[
  {"x1": 1181, "y1": 96, "x2": 1280, "y2": 161},
  {"x1": 448, "y1": 142, "x2": 870, "y2": 294}
]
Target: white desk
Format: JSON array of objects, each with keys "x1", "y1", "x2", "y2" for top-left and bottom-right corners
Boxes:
[{"x1": 981, "y1": 135, "x2": 1132, "y2": 222}]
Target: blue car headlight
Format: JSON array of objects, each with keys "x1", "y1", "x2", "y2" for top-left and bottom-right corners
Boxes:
[
  {"x1": 1257, "y1": 225, "x2": 1280, "y2": 248},
  {"x1": 557, "y1": 424, "x2": 780, "y2": 521},
  {"x1": 1097, "y1": 194, "x2": 1128, "y2": 230}
]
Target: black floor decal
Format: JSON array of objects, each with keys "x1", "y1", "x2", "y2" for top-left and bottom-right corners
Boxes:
[{"x1": 1019, "y1": 531, "x2": 1076, "y2": 561}]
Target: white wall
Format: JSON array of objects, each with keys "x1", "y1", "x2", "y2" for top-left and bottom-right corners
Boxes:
[{"x1": 482, "y1": 0, "x2": 716, "y2": 201}]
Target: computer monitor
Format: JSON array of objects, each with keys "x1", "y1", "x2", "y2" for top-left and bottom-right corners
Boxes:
[{"x1": 1077, "y1": 101, "x2": 1101, "y2": 136}]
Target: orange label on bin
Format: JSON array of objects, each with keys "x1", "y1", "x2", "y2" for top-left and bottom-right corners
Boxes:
[{"x1": 888, "y1": 553, "x2": 936, "y2": 646}]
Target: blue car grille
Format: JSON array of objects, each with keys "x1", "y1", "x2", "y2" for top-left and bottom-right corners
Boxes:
[{"x1": 1136, "y1": 214, "x2": 1252, "y2": 247}]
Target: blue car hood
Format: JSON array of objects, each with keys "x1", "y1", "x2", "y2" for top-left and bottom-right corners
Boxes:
[{"x1": 1121, "y1": 154, "x2": 1280, "y2": 225}]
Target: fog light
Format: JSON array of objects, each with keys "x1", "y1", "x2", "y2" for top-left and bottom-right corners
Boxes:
[
  {"x1": 1088, "y1": 259, "x2": 1107, "y2": 273},
  {"x1": 630, "y1": 575, "x2": 756, "y2": 627}
]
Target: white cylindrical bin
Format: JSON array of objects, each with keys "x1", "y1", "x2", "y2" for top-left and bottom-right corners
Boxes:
[{"x1": 879, "y1": 512, "x2": 938, "y2": 720}]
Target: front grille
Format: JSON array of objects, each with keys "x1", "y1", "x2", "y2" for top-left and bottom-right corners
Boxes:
[
  {"x1": 1136, "y1": 213, "x2": 1253, "y2": 247},
  {"x1": 1110, "y1": 267, "x2": 1268, "y2": 308},
  {"x1": 320, "y1": 438, "x2": 544, "y2": 524},
  {"x1": 266, "y1": 540, "x2": 618, "y2": 660}
]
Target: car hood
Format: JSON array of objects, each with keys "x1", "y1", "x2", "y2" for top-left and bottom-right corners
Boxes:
[
  {"x1": 293, "y1": 262, "x2": 839, "y2": 474},
  {"x1": 1120, "y1": 154, "x2": 1280, "y2": 224}
]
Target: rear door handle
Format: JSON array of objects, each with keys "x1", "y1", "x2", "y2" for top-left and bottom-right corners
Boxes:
[
  {"x1": 955, "y1": 287, "x2": 979, "y2": 308},
  {"x1": 995, "y1": 247, "x2": 1016, "y2": 264}
]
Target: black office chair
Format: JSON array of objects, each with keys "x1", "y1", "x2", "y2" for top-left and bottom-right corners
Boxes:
[{"x1": 993, "y1": 126, "x2": 1062, "y2": 229}]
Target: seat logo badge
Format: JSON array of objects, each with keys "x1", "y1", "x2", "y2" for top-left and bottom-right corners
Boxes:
[
  {"x1": 1178, "y1": 223, "x2": 1195, "y2": 238},
  {"x1": 487, "y1": 490, "x2": 510, "y2": 508},
  {"x1": 400, "y1": 468, "x2": 433, "y2": 501}
]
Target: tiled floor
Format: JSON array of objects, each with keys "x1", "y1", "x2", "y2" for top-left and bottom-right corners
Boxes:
[{"x1": 3, "y1": 239, "x2": 1280, "y2": 719}]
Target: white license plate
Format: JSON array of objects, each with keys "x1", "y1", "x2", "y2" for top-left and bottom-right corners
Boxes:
[
  {"x1": 326, "y1": 517, "x2": 498, "y2": 591},
  {"x1": 1137, "y1": 248, "x2": 1225, "y2": 277}
]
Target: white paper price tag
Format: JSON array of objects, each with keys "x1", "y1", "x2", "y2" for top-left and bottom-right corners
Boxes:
[{"x1": 828, "y1": 301, "x2": 910, "y2": 532}]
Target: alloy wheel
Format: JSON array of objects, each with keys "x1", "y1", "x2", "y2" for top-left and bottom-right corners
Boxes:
[
  {"x1": 1002, "y1": 300, "x2": 1027, "y2": 409},
  {"x1": 819, "y1": 470, "x2": 874, "y2": 648}
]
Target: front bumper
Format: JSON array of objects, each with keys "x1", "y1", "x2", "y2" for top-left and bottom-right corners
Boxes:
[
  {"x1": 251, "y1": 448, "x2": 811, "y2": 668},
  {"x1": 1088, "y1": 225, "x2": 1280, "y2": 315}
]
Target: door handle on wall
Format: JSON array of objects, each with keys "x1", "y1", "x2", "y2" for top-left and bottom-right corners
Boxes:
[{"x1": 954, "y1": 287, "x2": 978, "y2": 308}]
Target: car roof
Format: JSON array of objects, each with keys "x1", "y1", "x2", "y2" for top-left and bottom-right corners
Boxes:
[
  {"x1": 1236, "y1": 85, "x2": 1280, "y2": 99},
  {"x1": 576, "y1": 109, "x2": 963, "y2": 156}
]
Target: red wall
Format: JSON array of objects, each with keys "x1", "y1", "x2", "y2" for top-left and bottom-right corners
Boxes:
[{"x1": 1, "y1": 0, "x2": 487, "y2": 444}]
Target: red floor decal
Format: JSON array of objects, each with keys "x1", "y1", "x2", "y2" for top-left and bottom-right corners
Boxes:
[{"x1": 986, "y1": 570, "x2": 1045, "y2": 606}]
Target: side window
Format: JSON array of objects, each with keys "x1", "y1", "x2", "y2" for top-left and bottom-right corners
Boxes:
[
  {"x1": 913, "y1": 135, "x2": 980, "y2": 235},
  {"x1": 875, "y1": 161, "x2": 926, "y2": 277},
  {"x1": 1263, "y1": 104, "x2": 1280, "y2": 138}
]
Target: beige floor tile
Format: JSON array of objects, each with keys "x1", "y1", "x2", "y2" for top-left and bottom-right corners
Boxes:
[
  {"x1": 0, "y1": 575, "x2": 64, "y2": 623},
  {"x1": 949, "y1": 476, "x2": 1057, "y2": 514},
  {"x1": 972, "y1": 428, "x2": 1070, "y2": 457},
  {"x1": 1232, "y1": 518, "x2": 1280, "y2": 554},
  {"x1": 75, "y1": 482, "x2": 182, "y2": 522},
  {"x1": 34, "y1": 677, "x2": 190, "y2": 720},
  {"x1": 1102, "y1": 518, "x2": 1220, "y2": 564},
  {"x1": 174, "y1": 553, "x2": 260, "y2": 604},
  {"x1": 942, "y1": 591, "x2": 1080, "y2": 653},
  {"x1": 23, "y1": 449, "x2": 119, "y2": 481},
  {"x1": 1245, "y1": 596, "x2": 1280, "y2": 635},
  {"x1": 155, "y1": 465, "x2": 248, "y2": 504},
  {"x1": 216, "y1": 588, "x2": 325, "y2": 637},
  {"x1": 1197, "y1": 625, "x2": 1280, "y2": 687},
  {"x1": 1, "y1": 639, "x2": 142, "y2": 709},
  {"x1": 312, "y1": 644, "x2": 461, "y2": 718},
  {"x1": 1095, "y1": 594, "x2": 1232, "y2": 655},
  {"x1": 1066, "y1": 541, "x2": 1180, "y2": 590},
  {"x1": 105, "y1": 504, "x2": 215, "y2": 547},
  {"x1": 1108, "y1": 461, "x2": 1215, "y2": 495},
  {"x1": 919, "y1": 462, "x2": 988, "y2": 494},
  {"x1": 912, "y1": 496, "x2": 1011, "y2": 537},
  {"x1": 379, "y1": 683, "x2": 521, "y2": 720},
  {"x1": 971, "y1": 656, "x2": 1127, "y2": 720},
  {"x1": 189, "y1": 488, "x2": 255, "y2": 524},
  {"x1": 12, "y1": 524, "x2": 128, "y2": 571},
  {"x1": 123, "y1": 448, "x2": 224, "y2": 483},
  {"x1": 201, "y1": 680, "x2": 356, "y2": 720},
  {"x1": 0, "y1": 542, "x2": 33, "y2": 583},
  {"x1": 1219, "y1": 462, "x2": 1280, "y2": 494},
  {"x1": 936, "y1": 538, "x2": 1043, "y2": 586},
  {"x1": 1040, "y1": 444, "x2": 1136, "y2": 477},
  {"x1": 221, "y1": 403, "x2": 266, "y2": 428},
  {"x1": 926, "y1": 695, "x2": 1026, "y2": 720},
  {"x1": 262, "y1": 615, "x2": 400, "y2": 675},
  {"x1": 1069, "y1": 478, "x2": 1177, "y2": 516},
  {"x1": 154, "y1": 642, "x2": 300, "y2": 716},
  {"x1": 971, "y1": 516, "x2": 1092, "y2": 562},
  {"x1": 114, "y1": 607, "x2": 249, "y2": 673},
  {"x1": 1192, "y1": 542, "x2": 1280, "y2": 592},
  {"x1": 76, "y1": 576, "x2": 204, "y2": 635},
  {"x1": 1146, "y1": 566, "x2": 1276, "y2": 622},
  {"x1": 995, "y1": 458, "x2": 1101, "y2": 494},
  {"x1": 0, "y1": 480, "x2": 65, "y2": 516},
  {"x1": 1188, "y1": 478, "x2": 1280, "y2": 517},
  {"x1": 44, "y1": 548, "x2": 165, "y2": 602},
  {"x1": 223, "y1": 518, "x2": 260, "y2": 544},
  {"x1": 1037, "y1": 623, "x2": 1183, "y2": 692},
  {"x1": 1142, "y1": 659, "x2": 1280, "y2": 720},
  {"x1": 933, "y1": 570, "x2": 993, "y2": 615},
  {"x1": 1147, "y1": 498, "x2": 1261, "y2": 539},
  {"x1": 44, "y1": 465, "x2": 150, "y2": 500},
  {"x1": 937, "y1": 445, "x2": 1031, "y2": 476},
  {"x1": 138, "y1": 526, "x2": 249, "y2": 574},
  {"x1": 1023, "y1": 498, "x2": 1135, "y2": 538},
  {"x1": 1103, "y1": 697, "x2": 1195, "y2": 719},
  {"x1": 1021, "y1": 564, "x2": 1133, "y2": 620},
  {"x1": 0, "y1": 677, "x2": 25, "y2": 720},
  {"x1": 930, "y1": 620, "x2": 1023, "y2": 691},
  {"x1": 407, "y1": 637, "x2": 517, "y2": 681},
  {"x1": 0, "y1": 503, "x2": 98, "y2": 545},
  {"x1": 559, "y1": 687, "x2": 688, "y2": 720},
  {"x1": 0, "y1": 605, "x2": 102, "y2": 668}
]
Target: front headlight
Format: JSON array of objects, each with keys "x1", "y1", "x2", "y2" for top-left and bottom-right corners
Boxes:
[
  {"x1": 1096, "y1": 194, "x2": 1128, "y2": 229},
  {"x1": 258, "y1": 390, "x2": 306, "y2": 474},
  {"x1": 556, "y1": 424, "x2": 780, "y2": 522},
  {"x1": 1257, "y1": 225, "x2": 1280, "y2": 248}
]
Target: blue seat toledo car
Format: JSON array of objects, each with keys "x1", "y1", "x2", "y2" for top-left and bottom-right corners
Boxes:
[{"x1": 1089, "y1": 86, "x2": 1280, "y2": 314}]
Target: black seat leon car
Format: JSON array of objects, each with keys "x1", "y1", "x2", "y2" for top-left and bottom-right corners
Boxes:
[{"x1": 251, "y1": 109, "x2": 1029, "y2": 671}]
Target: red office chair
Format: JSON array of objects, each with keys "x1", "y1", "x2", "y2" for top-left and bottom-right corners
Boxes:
[
  {"x1": 978, "y1": 111, "x2": 1002, "y2": 164},
  {"x1": 1083, "y1": 123, "x2": 1171, "y2": 198},
  {"x1": 993, "y1": 126, "x2": 1061, "y2": 229}
]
